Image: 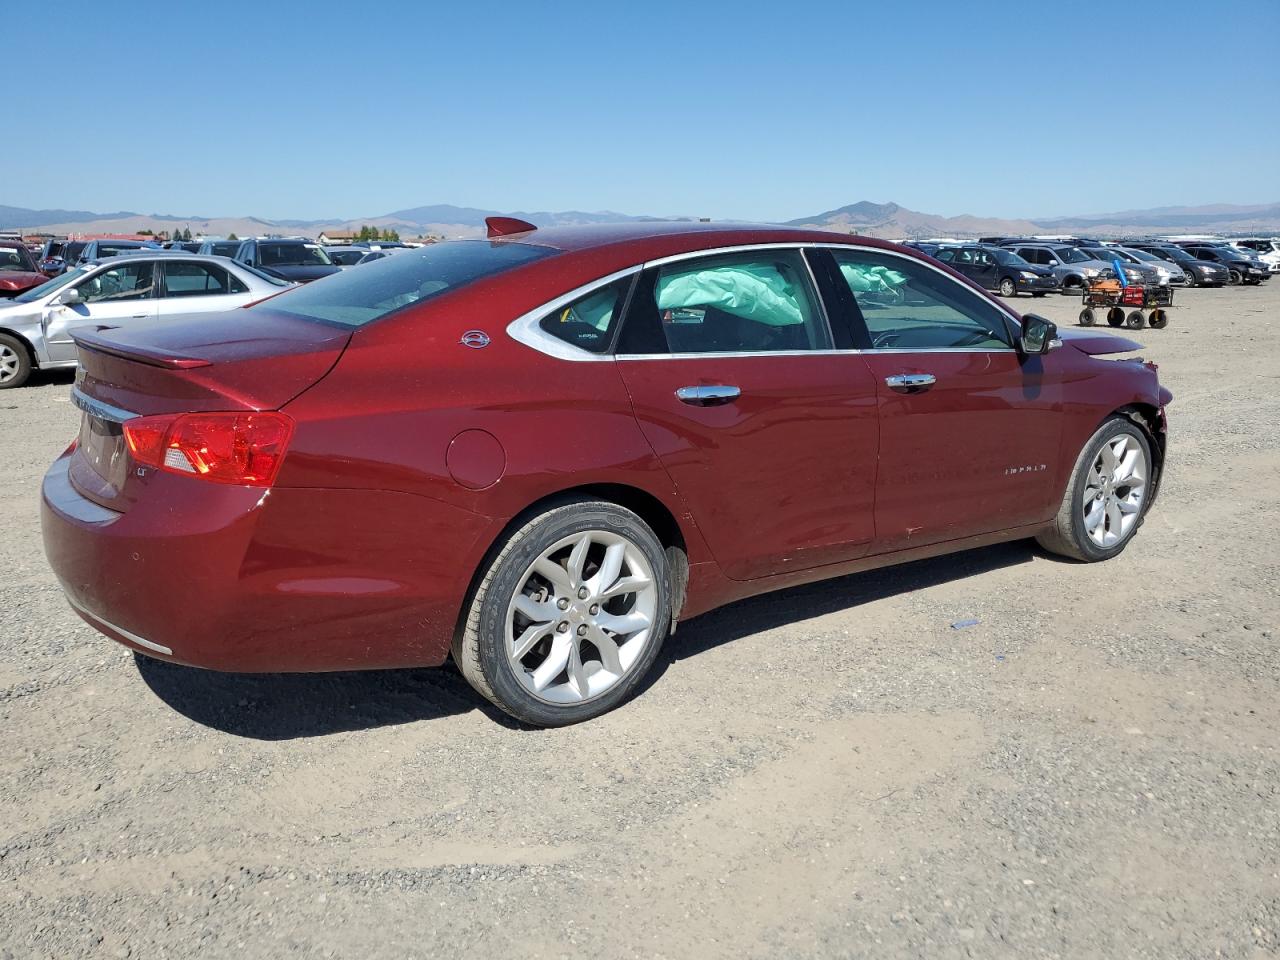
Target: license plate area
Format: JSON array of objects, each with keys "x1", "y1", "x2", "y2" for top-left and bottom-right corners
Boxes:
[{"x1": 73, "y1": 411, "x2": 130, "y2": 500}]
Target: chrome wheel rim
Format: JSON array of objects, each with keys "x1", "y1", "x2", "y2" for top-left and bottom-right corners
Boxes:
[
  {"x1": 0, "y1": 345, "x2": 19, "y2": 383},
  {"x1": 999, "y1": 279, "x2": 1015, "y2": 296},
  {"x1": 506, "y1": 530, "x2": 658, "y2": 705},
  {"x1": 1082, "y1": 433, "x2": 1148, "y2": 548}
]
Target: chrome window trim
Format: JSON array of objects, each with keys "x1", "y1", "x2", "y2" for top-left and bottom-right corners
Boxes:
[
  {"x1": 504, "y1": 266, "x2": 641, "y2": 362},
  {"x1": 71, "y1": 386, "x2": 137, "y2": 424},
  {"x1": 505, "y1": 241, "x2": 1024, "y2": 362}
]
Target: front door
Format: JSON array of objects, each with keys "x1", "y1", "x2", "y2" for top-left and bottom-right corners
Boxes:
[
  {"x1": 827, "y1": 247, "x2": 1063, "y2": 551},
  {"x1": 42, "y1": 260, "x2": 159, "y2": 363},
  {"x1": 615, "y1": 248, "x2": 880, "y2": 581}
]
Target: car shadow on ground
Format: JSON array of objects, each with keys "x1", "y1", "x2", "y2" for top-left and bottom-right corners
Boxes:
[
  {"x1": 135, "y1": 540, "x2": 1038, "y2": 739},
  {"x1": 134, "y1": 655, "x2": 519, "y2": 739}
]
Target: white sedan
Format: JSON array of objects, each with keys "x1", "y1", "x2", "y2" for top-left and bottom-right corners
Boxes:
[{"x1": 0, "y1": 252, "x2": 294, "y2": 388}]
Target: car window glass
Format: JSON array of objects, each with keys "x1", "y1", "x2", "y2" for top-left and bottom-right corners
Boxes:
[
  {"x1": 163, "y1": 262, "x2": 239, "y2": 298},
  {"x1": 831, "y1": 250, "x2": 1012, "y2": 351},
  {"x1": 537, "y1": 277, "x2": 632, "y2": 354},
  {"x1": 934, "y1": 248, "x2": 955, "y2": 262},
  {"x1": 634, "y1": 251, "x2": 830, "y2": 355},
  {"x1": 75, "y1": 262, "x2": 155, "y2": 303}
]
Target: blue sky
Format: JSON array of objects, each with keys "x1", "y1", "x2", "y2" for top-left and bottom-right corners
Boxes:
[{"x1": 8, "y1": 0, "x2": 1277, "y2": 222}]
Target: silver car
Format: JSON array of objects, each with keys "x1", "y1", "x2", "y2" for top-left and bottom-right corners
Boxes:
[
  {"x1": 1003, "y1": 243, "x2": 1114, "y2": 292},
  {"x1": 1111, "y1": 246, "x2": 1188, "y2": 285},
  {"x1": 0, "y1": 252, "x2": 292, "y2": 389}
]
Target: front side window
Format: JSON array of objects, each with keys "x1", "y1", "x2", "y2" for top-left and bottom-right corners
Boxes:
[
  {"x1": 625, "y1": 250, "x2": 830, "y2": 355},
  {"x1": 831, "y1": 249, "x2": 1012, "y2": 350},
  {"x1": 256, "y1": 239, "x2": 558, "y2": 327},
  {"x1": 162, "y1": 262, "x2": 246, "y2": 297},
  {"x1": 537, "y1": 277, "x2": 632, "y2": 354},
  {"x1": 75, "y1": 262, "x2": 155, "y2": 303}
]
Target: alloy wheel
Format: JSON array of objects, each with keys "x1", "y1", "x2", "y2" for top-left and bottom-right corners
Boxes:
[
  {"x1": 1081, "y1": 433, "x2": 1148, "y2": 548},
  {"x1": 505, "y1": 530, "x2": 658, "y2": 705},
  {"x1": 999, "y1": 278, "x2": 1016, "y2": 297},
  {"x1": 0, "y1": 344, "x2": 20, "y2": 384}
]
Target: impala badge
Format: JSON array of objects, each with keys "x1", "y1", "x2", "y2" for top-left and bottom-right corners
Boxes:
[{"x1": 460, "y1": 330, "x2": 491, "y2": 349}]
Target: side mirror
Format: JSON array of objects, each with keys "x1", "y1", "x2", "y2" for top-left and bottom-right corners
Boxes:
[
  {"x1": 56, "y1": 288, "x2": 83, "y2": 306},
  {"x1": 1020, "y1": 313, "x2": 1057, "y2": 355}
]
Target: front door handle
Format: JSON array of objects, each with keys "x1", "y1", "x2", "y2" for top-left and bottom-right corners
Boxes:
[
  {"x1": 675, "y1": 385, "x2": 741, "y2": 406},
  {"x1": 885, "y1": 373, "x2": 936, "y2": 394}
]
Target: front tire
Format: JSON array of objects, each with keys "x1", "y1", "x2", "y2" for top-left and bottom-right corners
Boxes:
[
  {"x1": 1037, "y1": 417, "x2": 1153, "y2": 562},
  {"x1": 0, "y1": 334, "x2": 32, "y2": 389},
  {"x1": 453, "y1": 499, "x2": 671, "y2": 727},
  {"x1": 1228, "y1": 269, "x2": 1242, "y2": 285},
  {"x1": 998, "y1": 277, "x2": 1017, "y2": 297}
]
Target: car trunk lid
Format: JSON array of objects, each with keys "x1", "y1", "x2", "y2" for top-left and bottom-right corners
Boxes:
[{"x1": 67, "y1": 308, "x2": 350, "y2": 512}]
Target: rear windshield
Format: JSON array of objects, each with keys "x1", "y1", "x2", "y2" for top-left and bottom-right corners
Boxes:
[
  {"x1": 207, "y1": 241, "x2": 240, "y2": 256},
  {"x1": 97, "y1": 244, "x2": 141, "y2": 257},
  {"x1": 260, "y1": 242, "x2": 332, "y2": 266},
  {"x1": 255, "y1": 239, "x2": 558, "y2": 327}
]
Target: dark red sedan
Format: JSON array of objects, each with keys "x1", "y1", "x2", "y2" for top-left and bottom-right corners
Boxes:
[
  {"x1": 0, "y1": 241, "x2": 51, "y2": 298},
  {"x1": 42, "y1": 221, "x2": 1170, "y2": 726}
]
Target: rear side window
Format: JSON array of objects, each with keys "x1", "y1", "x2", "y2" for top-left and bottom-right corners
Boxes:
[
  {"x1": 163, "y1": 262, "x2": 247, "y2": 297},
  {"x1": 258, "y1": 240, "x2": 558, "y2": 327},
  {"x1": 538, "y1": 277, "x2": 632, "y2": 354},
  {"x1": 620, "y1": 250, "x2": 830, "y2": 355}
]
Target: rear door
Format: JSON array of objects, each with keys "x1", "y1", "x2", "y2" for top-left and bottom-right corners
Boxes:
[
  {"x1": 826, "y1": 246, "x2": 1063, "y2": 551},
  {"x1": 615, "y1": 247, "x2": 880, "y2": 581},
  {"x1": 42, "y1": 260, "x2": 159, "y2": 364},
  {"x1": 158, "y1": 259, "x2": 254, "y2": 316}
]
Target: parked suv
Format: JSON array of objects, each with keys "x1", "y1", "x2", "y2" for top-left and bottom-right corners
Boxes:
[
  {"x1": 1002, "y1": 243, "x2": 1110, "y2": 291},
  {"x1": 0, "y1": 253, "x2": 291, "y2": 388},
  {"x1": 234, "y1": 238, "x2": 340, "y2": 283},
  {"x1": 932, "y1": 245, "x2": 1059, "y2": 297},
  {"x1": 1175, "y1": 243, "x2": 1270, "y2": 285},
  {"x1": 1125, "y1": 242, "x2": 1229, "y2": 287}
]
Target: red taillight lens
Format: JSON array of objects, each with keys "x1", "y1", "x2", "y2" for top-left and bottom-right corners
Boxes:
[{"x1": 123, "y1": 412, "x2": 294, "y2": 486}]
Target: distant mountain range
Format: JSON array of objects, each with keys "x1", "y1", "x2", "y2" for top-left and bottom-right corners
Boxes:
[{"x1": 3, "y1": 199, "x2": 1278, "y2": 240}]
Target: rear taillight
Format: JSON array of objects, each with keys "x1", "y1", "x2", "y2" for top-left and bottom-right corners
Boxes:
[{"x1": 124, "y1": 412, "x2": 294, "y2": 486}]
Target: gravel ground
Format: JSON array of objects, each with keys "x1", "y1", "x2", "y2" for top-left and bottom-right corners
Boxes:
[{"x1": 2, "y1": 281, "x2": 1278, "y2": 959}]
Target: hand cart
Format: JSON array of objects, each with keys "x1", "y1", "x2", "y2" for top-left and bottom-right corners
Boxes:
[{"x1": 1077, "y1": 276, "x2": 1173, "y2": 330}]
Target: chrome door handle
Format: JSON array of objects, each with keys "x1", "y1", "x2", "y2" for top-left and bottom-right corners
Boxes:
[
  {"x1": 885, "y1": 373, "x2": 936, "y2": 393},
  {"x1": 675, "y1": 385, "x2": 741, "y2": 406}
]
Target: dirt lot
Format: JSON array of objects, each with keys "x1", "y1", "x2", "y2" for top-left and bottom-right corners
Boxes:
[{"x1": 2, "y1": 280, "x2": 1278, "y2": 959}]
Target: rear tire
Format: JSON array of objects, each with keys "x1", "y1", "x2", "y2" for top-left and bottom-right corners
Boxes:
[
  {"x1": 1037, "y1": 417, "x2": 1153, "y2": 563},
  {"x1": 453, "y1": 498, "x2": 671, "y2": 727},
  {"x1": 0, "y1": 334, "x2": 32, "y2": 389}
]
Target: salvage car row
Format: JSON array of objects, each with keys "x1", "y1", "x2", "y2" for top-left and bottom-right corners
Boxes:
[{"x1": 902, "y1": 236, "x2": 1277, "y2": 296}]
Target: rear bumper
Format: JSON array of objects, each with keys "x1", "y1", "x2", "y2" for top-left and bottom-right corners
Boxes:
[{"x1": 41, "y1": 453, "x2": 497, "y2": 672}]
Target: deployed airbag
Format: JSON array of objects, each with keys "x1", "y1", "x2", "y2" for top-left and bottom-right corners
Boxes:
[
  {"x1": 656, "y1": 262, "x2": 805, "y2": 326},
  {"x1": 839, "y1": 262, "x2": 908, "y2": 294}
]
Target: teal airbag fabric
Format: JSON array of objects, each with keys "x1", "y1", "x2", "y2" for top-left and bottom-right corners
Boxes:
[
  {"x1": 839, "y1": 262, "x2": 908, "y2": 293},
  {"x1": 656, "y1": 262, "x2": 804, "y2": 326}
]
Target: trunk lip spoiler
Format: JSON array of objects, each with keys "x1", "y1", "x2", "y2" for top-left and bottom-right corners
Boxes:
[{"x1": 70, "y1": 328, "x2": 213, "y2": 370}]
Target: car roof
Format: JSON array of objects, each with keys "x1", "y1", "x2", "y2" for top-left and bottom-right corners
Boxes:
[
  {"x1": 475, "y1": 221, "x2": 926, "y2": 265},
  {"x1": 86, "y1": 252, "x2": 247, "y2": 267}
]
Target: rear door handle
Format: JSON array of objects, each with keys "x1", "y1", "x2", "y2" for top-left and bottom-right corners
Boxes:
[
  {"x1": 675, "y1": 385, "x2": 741, "y2": 406},
  {"x1": 885, "y1": 373, "x2": 936, "y2": 393}
]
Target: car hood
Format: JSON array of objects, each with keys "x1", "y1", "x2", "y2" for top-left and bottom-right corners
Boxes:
[
  {"x1": 1059, "y1": 329, "x2": 1143, "y2": 355},
  {"x1": 260, "y1": 264, "x2": 342, "y2": 283},
  {"x1": 0, "y1": 271, "x2": 48, "y2": 291}
]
